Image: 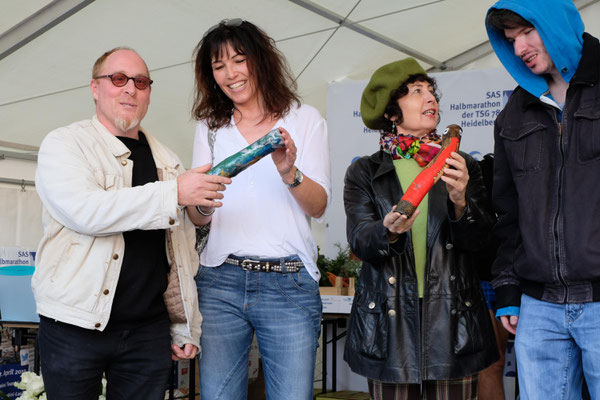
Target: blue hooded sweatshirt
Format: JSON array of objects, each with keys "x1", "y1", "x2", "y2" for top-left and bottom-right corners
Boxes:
[{"x1": 485, "y1": 0, "x2": 585, "y2": 99}]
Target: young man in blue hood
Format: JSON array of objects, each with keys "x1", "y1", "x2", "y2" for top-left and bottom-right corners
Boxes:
[{"x1": 486, "y1": 0, "x2": 600, "y2": 398}]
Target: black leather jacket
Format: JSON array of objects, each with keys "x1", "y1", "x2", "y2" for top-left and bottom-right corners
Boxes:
[
  {"x1": 492, "y1": 33, "x2": 600, "y2": 308},
  {"x1": 343, "y1": 150, "x2": 498, "y2": 383}
]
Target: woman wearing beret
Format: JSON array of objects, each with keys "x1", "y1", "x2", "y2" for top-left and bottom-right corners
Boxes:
[{"x1": 343, "y1": 58, "x2": 498, "y2": 399}]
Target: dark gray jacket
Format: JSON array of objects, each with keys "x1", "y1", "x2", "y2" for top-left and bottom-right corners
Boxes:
[
  {"x1": 492, "y1": 33, "x2": 600, "y2": 309},
  {"x1": 343, "y1": 150, "x2": 498, "y2": 383}
]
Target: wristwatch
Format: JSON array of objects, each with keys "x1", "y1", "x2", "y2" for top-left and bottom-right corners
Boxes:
[{"x1": 286, "y1": 168, "x2": 304, "y2": 188}]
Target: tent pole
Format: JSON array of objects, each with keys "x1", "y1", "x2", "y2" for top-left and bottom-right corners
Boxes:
[
  {"x1": 0, "y1": 151, "x2": 37, "y2": 162},
  {"x1": 288, "y1": 0, "x2": 447, "y2": 70},
  {"x1": 0, "y1": 178, "x2": 35, "y2": 187},
  {"x1": 0, "y1": 0, "x2": 95, "y2": 61}
]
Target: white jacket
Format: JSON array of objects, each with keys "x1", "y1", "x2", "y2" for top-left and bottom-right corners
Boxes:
[{"x1": 33, "y1": 116, "x2": 202, "y2": 348}]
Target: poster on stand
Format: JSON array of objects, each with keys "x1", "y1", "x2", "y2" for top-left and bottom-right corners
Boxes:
[{"x1": 0, "y1": 247, "x2": 38, "y2": 323}]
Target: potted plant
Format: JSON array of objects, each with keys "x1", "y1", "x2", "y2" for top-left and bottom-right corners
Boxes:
[{"x1": 317, "y1": 244, "x2": 361, "y2": 296}]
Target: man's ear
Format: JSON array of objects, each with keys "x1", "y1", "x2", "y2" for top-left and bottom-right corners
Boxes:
[{"x1": 90, "y1": 79, "x2": 99, "y2": 102}]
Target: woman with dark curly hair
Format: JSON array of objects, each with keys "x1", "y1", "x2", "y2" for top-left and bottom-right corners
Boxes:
[
  {"x1": 188, "y1": 19, "x2": 331, "y2": 399},
  {"x1": 343, "y1": 58, "x2": 498, "y2": 399}
]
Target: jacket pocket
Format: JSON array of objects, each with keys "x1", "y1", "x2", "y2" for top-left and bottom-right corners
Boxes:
[
  {"x1": 161, "y1": 166, "x2": 179, "y2": 181},
  {"x1": 453, "y1": 290, "x2": 486, "y2": 356},
  {"x1": 574, "y1": 105, "x2": 600, "y2": 163},
  {"x1": 49, "y1": 235, "x2": 78, "y2": 284},
  {"x1": 347, "y1": 291, "x2": 388, "y2": 360},
  {"x1": 92, "y1": 169, "x2": 119, "y2": 190},
  {"x1": 45, "y1": 233, "x2": 106, "y2": 310},
  {"x1": 498, "y1": 122, "x2": 546, "y2": 176}
]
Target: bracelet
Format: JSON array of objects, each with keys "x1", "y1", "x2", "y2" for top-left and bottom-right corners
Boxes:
[{"x1": 196, "y1": 205, "x2": 215, "y2": 216}]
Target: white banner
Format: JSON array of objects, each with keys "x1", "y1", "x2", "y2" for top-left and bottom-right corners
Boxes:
[
  {"x1": 0, "y1": 186, "x2": 43, "y2": 249},
  {"x1": 322, "y1": 67, "x2": 516, "y2": 258}
]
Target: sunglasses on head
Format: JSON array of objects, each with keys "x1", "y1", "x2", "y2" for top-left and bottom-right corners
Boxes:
[
  {"x1": 203, "y1": 18, "x2": 244, "y2": 39},
  {"x1": 94, "y1": 73, "x2": 153, "y2": 90}
]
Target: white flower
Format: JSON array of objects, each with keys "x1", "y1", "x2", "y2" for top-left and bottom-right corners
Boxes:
[
  {"x1": 15, "y1": 391, "x2": 39, "y2": 400},
  {"x1": 101, "y1": 377, "x2": 107, "y2": 396},
  {"x1": 14, "y1": 372, "x2": 45, "y2": 397},
  {"x1": 12, "y1": 371, "x2": 106, "y2": 399}
]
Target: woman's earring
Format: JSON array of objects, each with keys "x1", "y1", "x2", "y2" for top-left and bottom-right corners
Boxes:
[{"x1": 391, "y1": 122, "x2": 397, "y2": 135}]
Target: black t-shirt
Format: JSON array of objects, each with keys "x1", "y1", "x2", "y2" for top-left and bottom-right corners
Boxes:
[{"x1": 106, "y1": 132, "x2": 169, "y2": 330}]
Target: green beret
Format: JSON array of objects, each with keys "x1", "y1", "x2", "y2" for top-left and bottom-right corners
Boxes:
[{"x1": 360, "y1": 58, "x2": 426, "y2": 130}]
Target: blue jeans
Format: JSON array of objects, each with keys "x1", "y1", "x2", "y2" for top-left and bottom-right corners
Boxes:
[
  {"x1": 196, "y1": 259, "x2": 322, "y2": 400},
  {"x1": 515, "y1": 294, "x2": 600, "y2": 400},
  {"x1": 38, "y1": 315, "x2": 172, "y2": 400}
]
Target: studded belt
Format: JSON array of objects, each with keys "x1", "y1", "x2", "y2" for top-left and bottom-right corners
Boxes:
[{"x1": 224, "y1": 256, "x2": 304, "y2": 273}]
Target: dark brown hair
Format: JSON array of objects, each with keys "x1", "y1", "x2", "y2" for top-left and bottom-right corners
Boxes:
[
  {"x1": 371, "y1": 74, "x2": 439, "y2": 131},
  {"x1": 486, "y1": 9, "x2": 533, "y2": 31},
  {"x1": 191, "y1": 20, "x2": 300, "y2": 130}
]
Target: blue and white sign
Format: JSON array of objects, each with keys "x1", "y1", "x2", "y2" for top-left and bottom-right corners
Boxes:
[{"x1": 0, "y1": 247, "x2": 38, "y2": 323}]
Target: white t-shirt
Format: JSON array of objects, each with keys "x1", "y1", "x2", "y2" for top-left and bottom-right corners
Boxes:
[{"x1": 191, "y1": 104, "x2": 331, "y2": 280}]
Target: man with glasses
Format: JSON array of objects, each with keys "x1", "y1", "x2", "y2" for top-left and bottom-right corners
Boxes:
[{"x1": 33, "y1": 47, "x2": 231, "y2": 399}]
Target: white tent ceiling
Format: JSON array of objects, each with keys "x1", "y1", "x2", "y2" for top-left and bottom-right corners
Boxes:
[{"x1": 1, "y1": 0, "x2": 600, "y2": 167}]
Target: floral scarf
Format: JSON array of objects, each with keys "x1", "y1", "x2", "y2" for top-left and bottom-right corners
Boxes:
[{"x1": 380, "y1": 130, "x2": 442, "y2": 167}]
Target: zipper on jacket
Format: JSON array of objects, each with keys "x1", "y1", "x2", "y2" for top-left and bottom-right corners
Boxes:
[
  {"x1": 419, "y1": 240, "x2": 434, "y2": 386},
  {"x1": 551, "y1": 108, "x2": 569, "y2": 302},
  {"x1": 418, "y1": 216, "x2": 442, "y2": 384},
  {"x1": 406, "y1": 238, "x2": 424, "y2": 385},
  {"x1": 418, "y1": 291, "x2": 424, "y2": 391},
  {"x1": 418, "y1": 285, "x2": 424, "y2": 392},
  {"x1": 407, "y1": 240, "x2": 423, "y2": 385}
]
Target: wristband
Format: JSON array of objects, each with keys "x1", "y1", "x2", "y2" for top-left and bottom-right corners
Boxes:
[{"x1": 196, "y1": 205, "x2": 215, "y2": 216}]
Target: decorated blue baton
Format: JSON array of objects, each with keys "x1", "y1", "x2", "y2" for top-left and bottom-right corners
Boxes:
[{"x1": 207, "y1": 128, "x2": 285, "y2": 178}]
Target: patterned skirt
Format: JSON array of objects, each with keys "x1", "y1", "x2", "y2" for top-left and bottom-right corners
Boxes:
[{"x1": 368, "y1": 374, "x2": 478, "y2": 400}]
